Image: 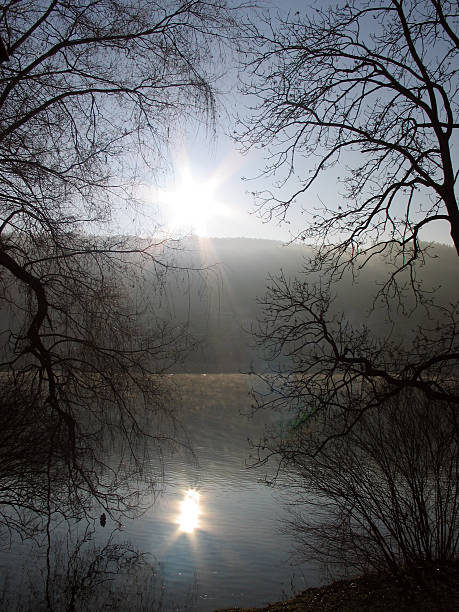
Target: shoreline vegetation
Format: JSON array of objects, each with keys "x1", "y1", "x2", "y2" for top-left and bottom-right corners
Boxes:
[{"x1": 218, "y1": 561, "x2": 459, "y2": 611}]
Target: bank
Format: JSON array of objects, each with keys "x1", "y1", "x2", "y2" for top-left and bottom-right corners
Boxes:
[{"x1": 218, "y1": 561, "x2": 459, "y2": 611}]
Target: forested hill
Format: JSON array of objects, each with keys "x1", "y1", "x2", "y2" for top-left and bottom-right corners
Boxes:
[
  {"x1": 158, "y1": 237, "x2": 459, "y2": 373},
  {"x1": 1, "y1": 236, "x2": 457, "y2": 374}
]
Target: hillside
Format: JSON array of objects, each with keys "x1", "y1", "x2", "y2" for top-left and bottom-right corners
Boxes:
[
  {"x1": 1, "y1": 237, "x2": 457, "y2": 373},
  {"x1": 156, "y1": 237, "x2": 459, "y2": 372}
]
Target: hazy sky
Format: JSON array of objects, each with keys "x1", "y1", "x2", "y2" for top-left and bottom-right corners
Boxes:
[{"x1": 116, "y1": 0, "x2": 454, "y2": 248}]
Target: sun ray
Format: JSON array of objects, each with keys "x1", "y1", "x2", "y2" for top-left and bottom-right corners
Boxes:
[{"x1": 157, "y1": 155, "x2": 231, "y2": 236}]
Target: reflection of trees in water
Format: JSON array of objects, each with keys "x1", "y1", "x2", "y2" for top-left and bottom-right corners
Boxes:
[
  {"x1": 0, "y1": 374, "x2": 222, "y2": 610},
  {"x1": 0, "y1": 524, "x2": 199, "y2": 611},
  {"x1": 0, "y1": 378, "x2": 176, "y2": 539},
  {"x1": 0, "y1": 378, "x2": 179, "y2": 609}
]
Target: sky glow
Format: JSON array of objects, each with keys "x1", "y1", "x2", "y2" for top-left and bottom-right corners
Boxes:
[
  {"x1": 158, "y1": 163, "x2": 229, "y2": 237},
  {"x1": 131, "y1": 133, "x2": 453, "y2": 246},
  {"x1": 120, "y1": 0, "x2": 455, "y2": 248}
]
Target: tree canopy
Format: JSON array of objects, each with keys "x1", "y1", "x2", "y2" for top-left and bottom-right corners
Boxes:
[
  {"x1": 237, "y1": 0, "x2": 459, "y2": 277},
  {"x1": 0, "y1": 0, "x2": 235, "y2": 533},
  {"x1": 237, "y1": 2, "x2": 459, "y2": 579},
  {"x1": 237, "y1": 0, "x2": 459, "y2": 452}
]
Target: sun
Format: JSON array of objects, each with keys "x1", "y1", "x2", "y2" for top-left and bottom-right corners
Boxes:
[
  {"x1": 178, "y1": 488, "x2": 200, "y2": 533},
  {"x1": 159, "y1": 165, "x2": 228, "y2": 236}
]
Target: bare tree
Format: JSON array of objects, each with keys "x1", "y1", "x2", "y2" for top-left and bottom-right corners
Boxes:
[
  {"x1": 277, "y1": 390, "x2": 459, "y2": 584},
  {"x1": 0, "y1": 0, "x2": 236, "y2": 534},
  {"x1": 237, "y1": 2, "x2": 459, "y2": 581},
  {"x1": 235, "y1": 0, "x2": 459, "y2": 436},
  {"x1": 252, "y1": 272, "x2": 459, "y2": 455},
  {"x1": 237, "y1": 0, "x2": 459, "y2": 278}
]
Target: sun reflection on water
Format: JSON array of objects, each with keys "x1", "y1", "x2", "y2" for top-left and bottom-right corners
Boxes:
[{"x1": 178, "y1": 489, "x2": 200, "y2": 533}]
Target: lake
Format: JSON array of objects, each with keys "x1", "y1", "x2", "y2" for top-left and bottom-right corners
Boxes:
[{"x1": 0, "y1": 374, "x2": 322, "y2": 611}]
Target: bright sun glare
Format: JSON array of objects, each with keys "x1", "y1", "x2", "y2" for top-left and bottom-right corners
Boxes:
[
  {"x1": 178, "y1": 488, "x2": 200, "y2": 533},
  {"x1": 159, "y1": 165, "x2": 228, "y2": 236}
]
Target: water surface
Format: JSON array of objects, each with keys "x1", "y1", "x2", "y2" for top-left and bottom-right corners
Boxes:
[{"x1": 0, "y1": 374, "x2": 321, "y2": 610}]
